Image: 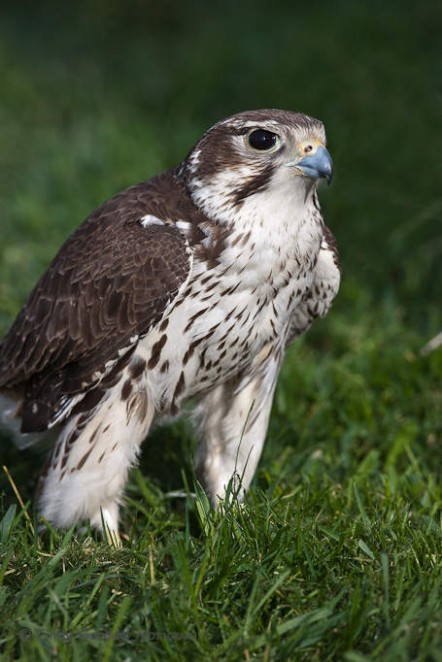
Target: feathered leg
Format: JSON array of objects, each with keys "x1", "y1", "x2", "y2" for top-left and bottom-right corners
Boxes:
[
  {"x1": 37, "y1": 378, "x2": 154, "y2": 544},
  {"x1": 194, "y1": 353, "x2": 281, "y2": 504}
]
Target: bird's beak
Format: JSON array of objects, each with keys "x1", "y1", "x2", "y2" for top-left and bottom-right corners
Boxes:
[{"x1": 290, "y1": 145, "x2": 334, "y2": 184}]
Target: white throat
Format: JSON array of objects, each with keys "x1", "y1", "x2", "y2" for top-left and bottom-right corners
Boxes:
[{"x1": 190, "y1": 167, "x2": 323, "y2": 291}]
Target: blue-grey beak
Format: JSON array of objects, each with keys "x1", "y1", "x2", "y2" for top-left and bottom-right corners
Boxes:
[{"x1": 296, "y1": 146, "x2": 333, "y2": 184}]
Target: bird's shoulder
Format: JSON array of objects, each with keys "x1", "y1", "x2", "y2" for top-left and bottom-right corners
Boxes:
[{"x1": 0, "y1": 169, "x2": 201, "y2": 401}]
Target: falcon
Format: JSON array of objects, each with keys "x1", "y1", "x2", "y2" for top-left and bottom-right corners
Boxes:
[{"x1": 0, "y1": 109, "x2": 340, "y2": 543}]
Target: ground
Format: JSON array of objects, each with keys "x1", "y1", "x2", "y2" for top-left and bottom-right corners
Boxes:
[{"x1": 0, "y1": 1, "x2": 441, "y2": 659}]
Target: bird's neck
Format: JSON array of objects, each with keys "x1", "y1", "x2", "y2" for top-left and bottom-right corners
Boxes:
[{"x1": 216, "y1": 189, "x2": 323, "y2": 290}]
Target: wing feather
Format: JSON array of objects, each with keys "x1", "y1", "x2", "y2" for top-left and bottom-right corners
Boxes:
[{"x1": 0, "y1": 174, "x2": 193, "y2": 430}]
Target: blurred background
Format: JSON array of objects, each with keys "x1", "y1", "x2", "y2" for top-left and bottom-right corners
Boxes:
[{"x1": 0, "y1": 0, "x2": 441, "y2": 502}]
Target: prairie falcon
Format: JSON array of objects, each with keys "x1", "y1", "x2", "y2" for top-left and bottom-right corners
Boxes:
[{"x1": 0, "y1": 109, "x2": 340, "y2": 542}]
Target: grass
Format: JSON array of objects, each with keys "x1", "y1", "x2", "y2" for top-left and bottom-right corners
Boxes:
[{"x1": 1, "y1": 0, "x2": 442, "y2": 659}]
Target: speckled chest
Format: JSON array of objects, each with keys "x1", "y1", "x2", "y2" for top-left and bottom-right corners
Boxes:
[{"x1": 138, "y1": 217, "x2": 323, "y2": 413}]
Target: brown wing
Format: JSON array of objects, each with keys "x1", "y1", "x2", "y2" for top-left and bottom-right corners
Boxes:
[{"x1": 0, "y1": 175, "x2": 192, "y2": 430}]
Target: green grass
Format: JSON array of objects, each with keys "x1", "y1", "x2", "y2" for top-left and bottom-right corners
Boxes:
[{"x1": 1, "y1": 1, "x2": 442, "y2": 659}]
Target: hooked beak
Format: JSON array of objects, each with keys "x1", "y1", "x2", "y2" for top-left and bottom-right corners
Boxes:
[{"x1": 293, "y1": 145, "x2": 333, "y2": 184}]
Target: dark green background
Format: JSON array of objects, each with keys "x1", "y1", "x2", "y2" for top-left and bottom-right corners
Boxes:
[{"x1": 1, "y1": 0, "x2": 441, "y2": 329}]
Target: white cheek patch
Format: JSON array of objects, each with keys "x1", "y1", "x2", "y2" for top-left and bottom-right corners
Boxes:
[{"x1": 140, "y1": 214, "x2": 165, "y2": 227}]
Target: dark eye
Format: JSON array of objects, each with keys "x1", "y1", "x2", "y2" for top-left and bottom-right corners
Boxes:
[{"x1": 247, "y1": 129, "x2": 278, "y2": 152}]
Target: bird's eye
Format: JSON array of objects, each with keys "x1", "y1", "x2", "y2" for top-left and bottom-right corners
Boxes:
[{"x1": 246, "y1": 129, "x2": 279, "y2": 152}]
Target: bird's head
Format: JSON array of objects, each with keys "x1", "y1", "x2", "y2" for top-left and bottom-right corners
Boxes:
[{"x1": 181, "y1": 109, "x2": 333, "y2": 224}]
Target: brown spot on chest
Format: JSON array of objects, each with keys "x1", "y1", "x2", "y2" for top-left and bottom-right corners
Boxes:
[
  {"x1": 148, "y1": 334, "x2": 168, "y2": 369},
  {"x1": 76, "y1": 446, "x2": 94, "y2": 471},
  {"x1": 184, "y1": 307, "x2": 209, "y2": 333},
  {"x1": 183, "y1": 345, "x2": 195, "y2": 365},
  {"x1": 129, "y1": 357, "x2": 147, "y2": 380},
  {"x1": 121, "y1": 379, "x2": 133, "y2": 401},
  {"x1": 172, "y1": 371, "x2": 186, "y2": 403}
]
